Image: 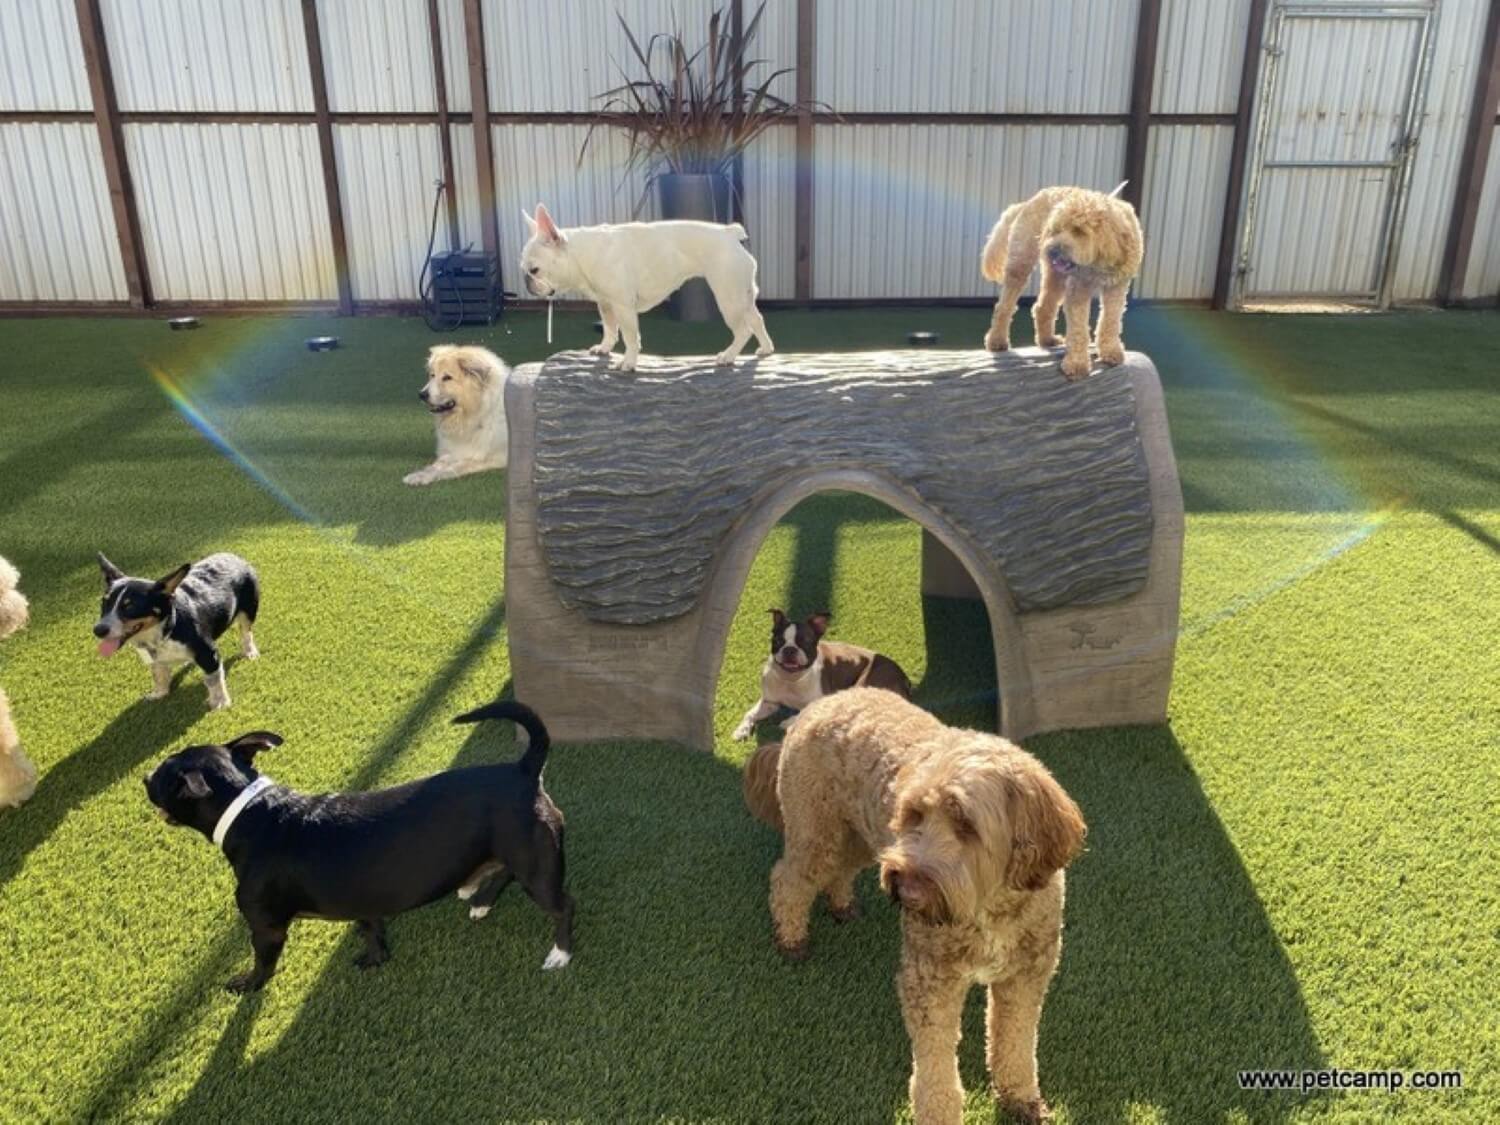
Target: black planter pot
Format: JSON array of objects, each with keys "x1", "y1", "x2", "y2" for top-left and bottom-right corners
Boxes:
[{"x1": 657, "y1": 172, "x2": 732, "y2": 322}]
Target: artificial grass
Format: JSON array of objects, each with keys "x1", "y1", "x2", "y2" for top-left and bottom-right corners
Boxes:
[{"x1": 0, "y1": 305, "x2": 1495, "y2": 1123}]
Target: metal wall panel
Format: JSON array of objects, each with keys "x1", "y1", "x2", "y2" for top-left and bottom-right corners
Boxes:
[
  {"x1": 125, "y1": 123, "x2": 336, "y2": 301},
  {"x1": 815, "y1": 0, "x2": 1137, "y2": 113},
  {"x1": 0, "y1": 0, "x2": 92, "y2": 111},
  {"x1": 102, "y1": 0, "x2": 313, "y2": 112},
  {"x1": 318, "y1": 0, "x2": 437, "y2": 113},
  {"x1": 0, "y1": 123, "x2": 127, "y2": 301},
  {"x1": 1137, "y1": 124, "x2": 1234, "y2": 299},
  {"x1": 813, "y1": 124, "x2": 1128, "y2": 299},
  {"x1": 448, "y1": 122, "x2": 482, "y2": 245},
  {"x1": 436, "y1": 0, "x2": 469, "y2": 113},
  {"x1": 1153, "y1": 0, "x2": 1254, "y2": 114},
  {"x1": 740, "y1": 125, "x2": 796, "y2": 301},
  {"x1": 1460, "y1": 124, "x2": 1500, "y2": 298},
  {"x1": 334, "y1": 124, "x2": 448, "y2": 300},
  {"x1": 1389, "y1": 0, "x2": 1488, "y2": 300}
]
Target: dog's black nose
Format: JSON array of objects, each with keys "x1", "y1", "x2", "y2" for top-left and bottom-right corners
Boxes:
[
  {"x1": 93, "y1": 623, "x2": 109, "y2": 638},
  {"x1": 418, "y1": 388, "x2": 429, "y2": 402}
]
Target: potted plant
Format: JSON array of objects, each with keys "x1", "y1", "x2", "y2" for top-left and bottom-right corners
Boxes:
[{"x1": 581, "y1": 3, "x2": 820, "y2": 320}]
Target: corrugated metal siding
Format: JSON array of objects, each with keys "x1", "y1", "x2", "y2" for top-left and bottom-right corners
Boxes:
[
  {"x1": 448, "y1": 123, "x2": 482, "y2": 247},
  {"x1": 103, "y1": 0, "x2": 313, "y2": 112},
  {"x1": 334, "y1": 124, "x2": 447, "y2": 300},
  {"x1": 485, "y1": 1, "x2": 715, "y2": 114},
  {"x1": 318, "y1": 0, "x2": 436, "y2": 113},
  {"x1": 0, "y1": 0, "x2": 91, "y2": 111},
  {"x1": 816, "y1": 0, "x2": 1137, "y2": 113},
  {"x1": 1390, "y1": 0, "x2": 1488, "y2": 300},
  {"x1": 1137, "y1": 125, "x2": 1233, "y2": 300},
  {"x1": 1153, "y1": 0, "x2": 1253, "y2": 115},
  {"x1": 436, "y1": 0, "x2": 469, "y2": 113},
  {"x1": 125, "y1": 123, "x2": 336, "y2": 301},
  {"x1": 814, "y1": 124, "x2": 1128, "y2": 299},
  {"x1": 0, "y1": 123, "x2": 127, "y2": 301},
  {"x1": 490, "y1": 123, "x2": 653, "y2": 290},
  {"x1": 740, "y1": 125, "x2": 796, "y2": 301},
  {"x1": 1460, "y1": 124, "x2": 1500, "y2": 298}
]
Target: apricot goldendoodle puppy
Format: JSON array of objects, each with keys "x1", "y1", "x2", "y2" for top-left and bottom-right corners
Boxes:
[
  {"x1": 768, "y1": 689, "x2": 1085, "y2": 1125},
  {"x1": 981, "y1": 183, "x2": 1143, "y2": 380}
]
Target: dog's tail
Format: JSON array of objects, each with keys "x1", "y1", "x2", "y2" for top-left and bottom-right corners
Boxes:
[
  {"x1": 1108, "y1": 180, "x2": 1128, "y2": 198},
  {"x1": 453, "y1": 699, "x2": 552, "y2": 779}
]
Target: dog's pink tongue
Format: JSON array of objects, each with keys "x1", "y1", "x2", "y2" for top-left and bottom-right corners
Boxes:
[{"x1": 98, "y1": 637, "x2": 122, "y2": 657}]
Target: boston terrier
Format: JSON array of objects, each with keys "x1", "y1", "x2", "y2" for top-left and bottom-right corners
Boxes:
[
  {"x1": 94, "y1": 552, "x2": 260, "y2": 711},
  {"x1": 143, "y1": 699, "x2": 573, "y2": 993},
  {"x1": 732, "y1": 609, "x2": 912, "y2": 740}
]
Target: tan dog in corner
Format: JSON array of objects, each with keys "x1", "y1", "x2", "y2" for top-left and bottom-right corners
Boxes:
[
  {"x1": 769, "y1": 689, "x2": 1085, "y2": 1125},
  {"x1": 982, "y1": 183, "x2": 1143, "y2": 380},
  {"x1": 0, "y1": 555, "x2": 37, "y2": 809},
  {"x1": 404, "y1": 345, "x2": 509, "y2": 486}
]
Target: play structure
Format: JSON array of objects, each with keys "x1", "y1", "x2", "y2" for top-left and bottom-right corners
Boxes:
[{"x1": 504, "y1": 348, "x2": 1183, "y2": 750}]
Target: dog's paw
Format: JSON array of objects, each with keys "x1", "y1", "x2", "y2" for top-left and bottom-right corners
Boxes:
[
  {"x1": 713, "y1": 350, "x2": 737, "y2": 366},
  {"x1": 615, "y1": 358, "x2": 638, "y2": 372},
  {"x1": 1096, "y1": 344, "x2": 1125, "y2": 366},
  {"x1": 1036, "y1": 333, "x2": 1062, "y2": 348},
  {"x1": 731, "y1": 722, "x2": 753, "y2": 741},
  {"x1": 755, "y1": 344, "x2": 775, "y2": 357},
  {"x1": 143, "y1": 689, "x2": 170, "y2": 702},
  {"x1": 984, "y1": 330, "x2": 1010, "y2": 352},
  {"x1": 1059, "y1": 354, "x2": 1092, "y2": 380},
  {"x1": 588, "y1": 343, "x2": 612, "y2": 356},
  {"x1": 774, "y1": 938, "x2": 810, "y2": 963},
  {"x1": 242, "y1": 643, "x2": 259, "y2": 661},
  {"x1": 207, "y1": 695, "x2": 231, "y2": 712},
  {"x1": 403, "y1": 470, "x2": 433, "y2": 486},
  {"x1": 997, "y1": 1095, "x2": 1052, "y2": 1123},
  {"x1": 830, "y1": 902, "x2": 860, "y2": 924},
  {"x1": 354, "y1": 950, "x2": 389, "y2": 971},
  {"x1": 225, "y1": 971, "x2": 264, "y2": 995},
  {"x1": 541, "y1": 945, "x2": 572, "y2": 971},
  {"x1": 468, "y1": 904, "x2": 491, "y2": 921}
]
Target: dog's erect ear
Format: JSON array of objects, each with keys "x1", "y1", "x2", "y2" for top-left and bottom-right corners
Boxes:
[
  {"x1": 98, "y1": 552, "x2": 124, "y2": 587},
  {"x1": 155, "y1": 562, "x2": 192, "y2": 595},
  {"x1": 769, "y1": 608, "x2": 787, "y2": 632},
  {"x1": 178, "y1": 770, "x2": 211, "y2": 800},
  {"x1": 807, "y1": 612, "x2": 831, "y2": 638},
  {"x1": 522, "y1": 207, "x2": 538, "y2": 235},
  {"x1": 1003, "y1": 764, "x2": 1086, "y2": 892},
  {"x1": 534, "y1": 203, "x2": 564, "y2": 245},
  {"x1": 226, "y1": 731, "x2": 284, "y2": 766}
]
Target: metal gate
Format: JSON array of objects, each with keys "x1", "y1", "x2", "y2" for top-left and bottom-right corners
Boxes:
[{"x1": 1235, "y1": 2, "x2": 1437, "y2": 304}]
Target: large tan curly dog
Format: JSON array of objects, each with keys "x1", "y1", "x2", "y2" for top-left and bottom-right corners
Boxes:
[
  {"x1": 982, "y1": 183, "x2": 1143, "y2": 381},
  {"x1": 0, "y1": 555, "x2": 37, "y2": 809},
  {"x1": 768, "y1": 689, "x2": 1085, "y2": 1124}
]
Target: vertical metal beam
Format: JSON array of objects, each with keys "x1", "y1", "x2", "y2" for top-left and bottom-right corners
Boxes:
[
  {"x1": 427, "y1": 0, "x2": 460, "y2": 250},
  {"x1": 1120, "y1": 0, "x2": 1162, "y2": 212},
  {"x1": 74, "y1": 0, "x2": 149, "y2": 307},
  {"x1": 1213, "y1": 0, "x2": 1270, "y2": 310},
  {"x1": 300, "y1": 0, "x2": 353, "y2": 314},
  {"x1": 463, "y1": 0, "x2": 500, "y2": 265},
  {"x1": 1438, "y1": 0, "x2": 1500, "y2": 306},
  {"x1": 794, "y1": 0, "x2": 815, "y2": 301}
]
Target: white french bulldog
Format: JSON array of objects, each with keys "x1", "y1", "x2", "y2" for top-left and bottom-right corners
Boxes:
[{"x1": 518, "y1": 203, "x2": 775, "y2": 371}]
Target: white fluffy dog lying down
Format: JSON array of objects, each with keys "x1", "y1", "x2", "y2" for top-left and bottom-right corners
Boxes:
[
  {"x1": 518, "y1": 203, "x2": 775, "y2": 371},
  {"x1": 403, "y1": 345, "x2": 509, "y2": 486}
]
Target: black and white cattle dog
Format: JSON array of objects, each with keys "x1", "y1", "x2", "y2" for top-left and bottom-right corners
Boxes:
[
  {"x1": 94, "y1": 552, "x2": 260, "y2": 711},
  {"x1": 143, "y1": 699, "x2": 573, "y2": 993}
]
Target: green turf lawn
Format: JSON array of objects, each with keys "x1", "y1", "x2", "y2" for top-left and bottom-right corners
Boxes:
[{"x1": 0, "y1": 305, "x2": 1495, "y2": 1123}]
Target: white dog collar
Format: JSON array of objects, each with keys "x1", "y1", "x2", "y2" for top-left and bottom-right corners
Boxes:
[{"x1": 213, "y1": 776, "x2": 275, "y2": 849}]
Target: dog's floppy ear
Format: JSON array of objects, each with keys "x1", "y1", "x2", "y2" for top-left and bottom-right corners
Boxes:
[
  {"x1": 807, "y1": 612, "x2": 831, "y2": 638},
  {"x1": 178, "y1": 770, "x2": 211, "y2": 800},
  {"x1": 98, "y1": 552, "x2": 124, "y2": 587},
  {"x1": 534, "y1": 203, "x2": 565, "y2": 245},
  {"x1": 769, "y1": 608, "x2": 787, "y2": 632},
  {"x1": 1003, "y1": 762, "x2": 1086, "y2": 891},
  {"x1": 226, "y1": 731, "x2": 284, "y2": 766},
  {"x1": 457, "y1": 355, "x2": 491, "y2": 383},
  {"x1": 154, "y1": 562, "x2": 192, "y2": 595}
]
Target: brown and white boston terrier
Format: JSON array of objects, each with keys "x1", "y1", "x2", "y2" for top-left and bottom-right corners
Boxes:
[{"x1": 732, "y1": 609, "x2": 912, "y2": 740}]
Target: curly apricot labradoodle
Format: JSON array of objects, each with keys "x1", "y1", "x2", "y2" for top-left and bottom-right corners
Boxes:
[
  {"x1": 768, "y1": 689, "x2": 1086, "y2": 1124},
  {"x1": 982, "y1": 183, "x2": 1143, "y2": 380}
]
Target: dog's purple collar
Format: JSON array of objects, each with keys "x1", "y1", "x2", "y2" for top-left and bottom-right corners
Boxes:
[{"x1": 213, "y1": 776, "x2": 275, "y2": 849}]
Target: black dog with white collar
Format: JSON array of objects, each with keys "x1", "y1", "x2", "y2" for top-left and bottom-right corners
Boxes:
[{"x1": 143, "y1": 699, "x2": 573, "y2": 993}]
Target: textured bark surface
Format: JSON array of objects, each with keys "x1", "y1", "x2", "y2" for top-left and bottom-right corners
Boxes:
[{"x1": 531, "y1": 349, "x2": 1154, "y2": 624}]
